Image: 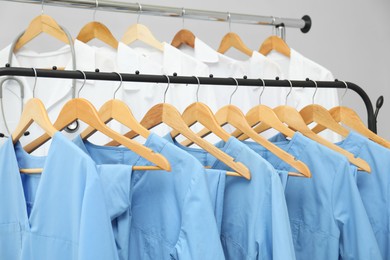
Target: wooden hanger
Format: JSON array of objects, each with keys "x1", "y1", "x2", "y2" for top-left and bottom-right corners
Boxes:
[
  {"x1": 24, "y1": 98, "x2": 171, "y2": 171},
  {"x1": 300, "y1": 104, "x2": 350, "y2": 138},
  {"x1": 259, "y1": 35, "x2": 291, "y2": 57},
  {"x1": 218, "y1": 32, "x2": 253, "y2": 57},
  {"x1": 106, "y1": 77, "x2": 250, "y2": 179},
  {"x1": 171, "y1": 77, "x2": 231, "y2": 143},
  {"x1": 76, "y1": 1, "x2": 118, "y2": 49},
  {"x1": 13, "y1": 98, "x2": 57, "y2": 144},
  {"x1": 12, "y1": 98, "x2": 58, "y2": 174},
  {"x1": 312, "y1": 106, "x2": 390, "y2": 149},
  {"x1": 121, "y1": 24, "x2": 164, "y2": 51},
  {"x1": 171, "y1": 102, "x2": 231, "y2": 141},
  {"x1": 171, "y1": 29, "x2": 196, "y2": 48},
  {"x1": 228, "y1": 80, "x2": 296, "y2": 140},
  {"x1": 299, "y1": 80, "x2": 350, "y2": 139},
  {"x1": 80, "y1": 72, "x2": 150, "y2": 140},
  {"x1": 80, "y1": 99, "x2": 150, "y2": 140},
  {"x1": 235, "y1": 104, "x2": 296, "y2": 140},
  {"x1": 14, "y1": 14, "x2": 71, "y2": 52},
  {"x1": 77, "y1": 21, "x2": 119, "y2": 49}
]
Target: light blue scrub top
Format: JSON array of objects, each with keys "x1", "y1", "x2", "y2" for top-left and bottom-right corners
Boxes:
[
  {"x1": 164, "y1": 134, "x2": 296, "y2": 260},
  {"x1": 243, "y1": 132, "x2": 382, "y2": 260},
  {"x1": 337, "y1": 131, "x2": 390, "y2": 259},
  {"x1": 0, "y1": 132, "x2": 119, "y2": 260},
  {"x1": 72, "y1": 133, "x2": 225, "y2": 260}
]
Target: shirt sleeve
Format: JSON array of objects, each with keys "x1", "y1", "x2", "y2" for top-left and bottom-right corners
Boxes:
[
  {"x1": 78, "y1": 162, "x2": 119, "y2": 260},
  {"x1": 332, "y1": 162, "x2": 382, "y2": 259},
  {"x1": 173, "y1": 167, "x2": 225, "y2": 260},
  {"x1": 271, "y1": 172, "x2": 296, "y2": 260}
]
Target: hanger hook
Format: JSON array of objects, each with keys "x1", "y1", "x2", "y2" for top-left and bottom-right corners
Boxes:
[
  {"x1": 340, "y1": 80, "x2": 349, "y2": 106},
  {"x1": 93, "y1": 0, "x2": 98, "y2": 21},
  {"x1": 41, "y1": 0, "x2": 45, "y2": 15},
  {"x1": 76, "y1": 70, "x2": 87, "y2": 98},
  {"x1": 137, "y1": 2, "x2": 142, "y2": 23},
  {"x1": 311, "y1": 79, "x2": 318, "y2": 104},
  {"x1": 271, "y1": 16, "x2": 276, "y2": 34},
  {"x1": 227, "y1": 12, "x2": 232, "y2": 32},
  {"x1": 113, "y1": 72, "x2": 123, "y2": 99},
  {"x1": 181, "y1": 8, "x2": 186, "y2": 29},
  {"x1": 32, "y1": 68, "x2": 37, "y2": 98},
  {"x1": 229, "y1": 77, "x2": 239, "y2": 105},
  {"x1": 258, "y1": 78, "x2": 266, "y2": 104},
  {"x1": 285, "y1": 79, "x2": 293, "y2": 105},
  {"x1": 163, "y1": 75, "x2": 170, "y2": 103},
  {"x1": 192, "y1": 76, "x2": 201, "y2": 102}
]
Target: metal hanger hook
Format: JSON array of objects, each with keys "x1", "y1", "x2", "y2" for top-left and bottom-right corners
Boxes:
[
  {"x1": 271, "y1": 16, "x2": 276, "y2": 35},
  {"x1": 76, "y1": 70, "x2": 87, "y2": 98},
  {"x1": 137, "y1": 2, "x2": 142, "y2": 23},
  {"x1": 285, "y1": 79, "x2": 293, "y2": 105},
  {"x1": 340, "y1": 80, "x2": 349, "y2": 106},
  {"x1": 113, "y1": 72, "x2": 123, "y2": 99},
  {"x1": 181, "y1": 8, "x2": 186, "y2": 29},
  {"x1": 258, "y1": 78, "x2": 266, "y2": 104},
  {"x1": 229, "y1": 77, "x2": 239, "y2": 105},
  {"x1": 192, "y1": 76, "x2": 201, "y2": 102},
  {"x1": 93, "y1": 0, "x2": 99, "y2": 21},
  {"x1": 163, "y1": 75, "x2": 170, "y2": 103},
  {"x1": 32, "y1": 68, "x2": 38, "y2": 98},
  {"x1": 227, "y1": 12, "x2": 232, "y2": 32},
  {"x1": 311, "y1": 79, "x2": 318, "y2": 104},
  {"x1": 41, "y1": 0, "x2": 45, "y2": 15}
]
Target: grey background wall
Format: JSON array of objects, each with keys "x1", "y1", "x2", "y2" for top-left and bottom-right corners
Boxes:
[{"x1": 0, "y1": 0, "x2": 389, "y2": 138}]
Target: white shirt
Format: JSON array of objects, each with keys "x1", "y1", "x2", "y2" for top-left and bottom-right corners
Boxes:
[
  {"x1": 131, "y1": 42, "x2": 210, "y2": 113},
  {"x1": 267, "y1": 49, "x2": 338, "y2": 110}
]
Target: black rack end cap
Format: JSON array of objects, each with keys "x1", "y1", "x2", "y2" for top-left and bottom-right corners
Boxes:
[
  {"x1": 376, "y1": 96, "x2": 384, "y2": 109},
  {"x1": 95, "y1": 68, "x2": 100, "y2": 73},
  {"x1": 301, "y1": 15, "x2": 312, "y2": 33}
]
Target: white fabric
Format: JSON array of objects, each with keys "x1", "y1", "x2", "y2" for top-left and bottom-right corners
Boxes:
[
  {"x1": 130, "y1": 42, "x2": 210, "y2": 113},
  {"x1": 267, "y1": 49, "x2": 338, "y2": 109},
  {"x1": 180, "y1": 38, "x2": 283, "y2": 113}
]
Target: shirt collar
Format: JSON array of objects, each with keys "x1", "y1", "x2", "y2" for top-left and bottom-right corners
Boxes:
[
  {"x1": 193, "y1": 37, "x2": 220, "y2": 63},
  {"x1": 335, "y1": 131, "x2": 367, "y2": 157}
]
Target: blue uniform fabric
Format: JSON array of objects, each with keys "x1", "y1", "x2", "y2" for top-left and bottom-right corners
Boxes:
[
  {"x1": 0, "y1": 132, "x2": 119, "y2": 260},
  {"x1": 72, "y1": 133, "x2": 225, "y2": 260},
  {"x1": 243, "y1": 132, "x2": 382, "y2": 260},
  {"x1": 164, "y1": 134, "x2": 296, "y2": 260},
  {"x1": 336, "y1": 131, "x2": 390, "y2": 259}
]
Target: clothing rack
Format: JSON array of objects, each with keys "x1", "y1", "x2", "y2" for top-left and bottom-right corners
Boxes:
[
  {"x1": 1, "y1": 0, "x2": 311, "y2": 33},
  {"x1": 0, "y1": 66, "x2": 380, "y2": 133}
]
